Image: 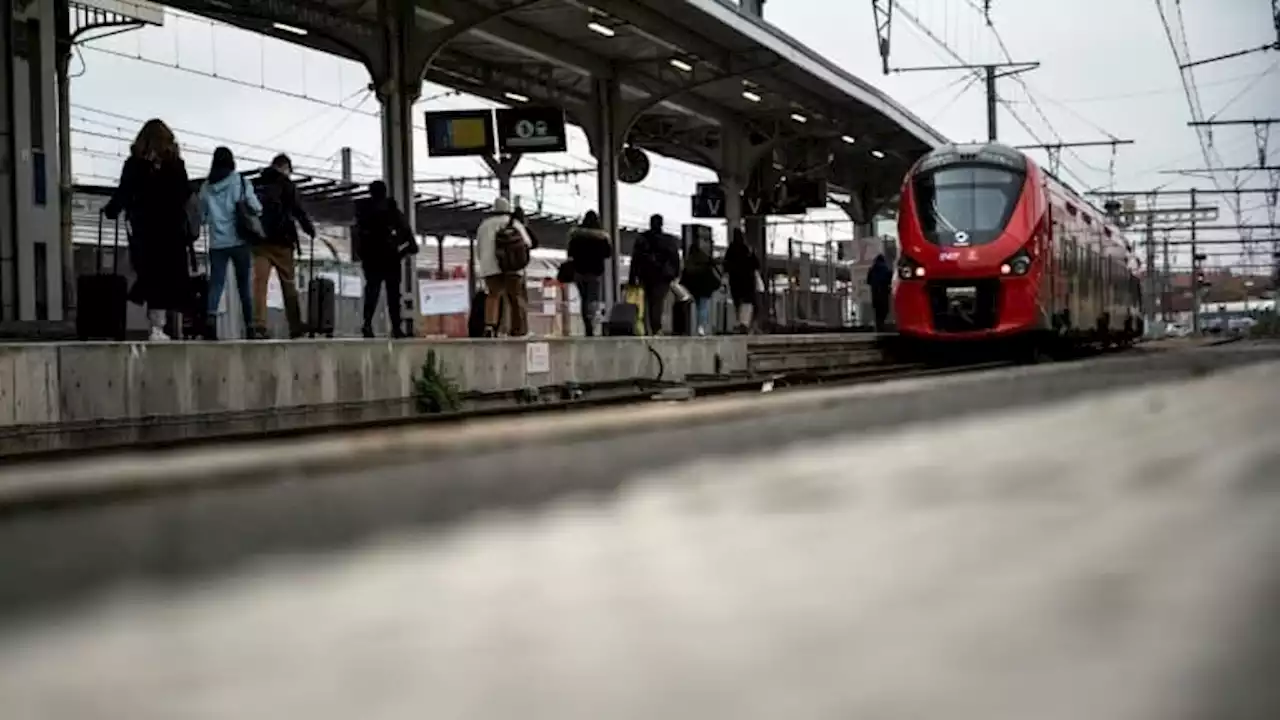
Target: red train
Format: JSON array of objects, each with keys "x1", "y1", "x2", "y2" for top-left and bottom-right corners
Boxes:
[{"x1": 891, "y1": 143, "x2": 1143, "y2": 359}]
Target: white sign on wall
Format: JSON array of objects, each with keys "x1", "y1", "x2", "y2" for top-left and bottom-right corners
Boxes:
[{"x1": 525, "y1": 341, "x2": 550, "y2": 374}]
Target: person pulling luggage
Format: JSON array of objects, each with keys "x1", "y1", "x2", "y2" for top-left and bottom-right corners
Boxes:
[
  {"x1": 251, "y1": 153, "x2": 315, "y2": 339},
  {"x1": 101, "y1": 118, "x2": 195, "y2": 342}
]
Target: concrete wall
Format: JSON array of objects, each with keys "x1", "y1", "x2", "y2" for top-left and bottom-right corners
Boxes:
[{"x1": 0, "y1": 337, "x2": 752, "y2": 427}]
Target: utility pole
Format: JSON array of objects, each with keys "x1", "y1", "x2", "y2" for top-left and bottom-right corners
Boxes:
[
  {"x1": 1190, "y1": 187, "x2": 1200, "y2": 334},
  {"x1": 870, "y1": 0, "x2": 1035, "y2": 142},
  {"x1": 892, "y1": 61, "x2": 1039, "y2": 142},
  {"x1": 1162, "y1": 230, "x2": 1172, "y2": 322}
]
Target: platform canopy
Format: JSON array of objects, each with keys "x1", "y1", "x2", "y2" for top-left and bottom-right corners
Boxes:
[{"x1": 155, "y1": 0, "x2": 947, "y2": 215}]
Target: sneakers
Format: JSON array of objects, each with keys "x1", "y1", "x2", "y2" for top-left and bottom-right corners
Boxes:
[{"x1": 148, "y1": 326, "x2": 171, "y2": 342}]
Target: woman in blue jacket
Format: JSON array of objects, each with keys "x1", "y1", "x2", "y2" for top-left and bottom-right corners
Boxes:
[{"x1": 199, "y1": 146, "x2": 260, "y2": 338}]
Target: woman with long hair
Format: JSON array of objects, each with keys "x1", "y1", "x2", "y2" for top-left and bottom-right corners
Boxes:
[
  {"x1": 198, "y1": 146, "x2": 259, "y2": 339},
  {"x1": 102, "y1": 118, "x2": 195, "y2": 341}
]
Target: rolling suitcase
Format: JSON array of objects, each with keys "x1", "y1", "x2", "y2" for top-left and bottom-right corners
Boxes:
[
  {"x1": 307, "y1": 276, "x2": 336, "y2": 337},
  {"x1": 76, "y1": 215, "x2": 128, "y2": 341},
  {"x1": 305, "y1": 232, "x2": 336, "y2": 337}
]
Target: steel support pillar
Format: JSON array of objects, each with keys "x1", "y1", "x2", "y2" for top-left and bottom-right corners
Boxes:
[
  {"x1": 375, "y1": 0, "x2": 422, "y2": 336},
  {"x1": 482, "y1": 154, "x2": 522, "y2": 201},
  {"x1": 591, "y1": 76, "x2": 622, "y2": 307},
  {"x1": 1, "y1": 0, "x2": 63, "y2": 326}
]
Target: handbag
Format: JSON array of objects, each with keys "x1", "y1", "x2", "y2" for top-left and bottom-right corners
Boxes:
[{"x1": 235, "y1": 176, "x2": 265, "y2": 243}]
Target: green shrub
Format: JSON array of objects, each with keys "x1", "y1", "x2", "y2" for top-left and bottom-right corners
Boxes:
[{"x1": 415, "y1": 349, "x2": 462, "y2": 414}]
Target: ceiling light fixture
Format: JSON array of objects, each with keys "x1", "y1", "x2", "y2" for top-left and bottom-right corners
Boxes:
[
  {"x1": 504, "y1": 92, "x2": 530, "y2": 103},
  {"x1": 273, "y1": 22, "x2": 308, "y2": 36},
  {"x1": 870, "y1": 149, "x2": 886, "y2": 159},
  {"x1": 586, "y1": 21, "x2": 615, "y2": 37},
  {"x1": 669, "y1": 58, "x2": 693, "y2": 72},
  {"x1": 841, "y1": 135, "x2": 856, "y2": 144},
  {"x1": 790, "y1": 113, "x2": 807, "y2": 123},
  {"x1": 742, "y1": 90, "x2": 762, "y2": 102}
]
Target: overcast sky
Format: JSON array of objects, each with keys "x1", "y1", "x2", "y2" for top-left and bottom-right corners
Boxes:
[{"x1": 69, "y1": 0, "x2": 1278, "y2": 269}]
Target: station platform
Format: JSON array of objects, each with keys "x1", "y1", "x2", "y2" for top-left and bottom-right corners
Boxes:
[{"x1": 0, "y1": 334, "x2": 884, "y2": 428}]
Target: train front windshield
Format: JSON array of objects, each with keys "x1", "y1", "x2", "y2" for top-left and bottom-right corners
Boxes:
[{"x1": 912, "y1": 164, "x2": 1025, "y2": 247}]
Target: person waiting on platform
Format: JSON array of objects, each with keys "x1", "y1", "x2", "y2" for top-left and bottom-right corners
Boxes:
[
  {"x1": 197, "y1": 146, "x2": 259, "y2": 340},
  {"x1": 724, "y1": 228, "x2": 762, "y2": 333},
  {"x1": 680, "y1": 235, "x2": 722, "y2": 336},
  {"x1": 354, "y1": 180, "x2": 413, "y2": 338},
  {"x1": 566, "y1": 210, "x2": 612, "y2": 336},
  {"x1": 629, "y1": 214, "x2": 682, "y2": 335},
  {"x1": 475, "y1": 196, "x2": 533, "y2": 337},
  {"x1": 251, "y1": 153, "x2": 315, "y2": 339},
  {"x1": 102, "y1": 118, "x2": 195, "y2": 342},
  {"x1": 866, "y1": 254, "x2": 893, "y2": 332}
]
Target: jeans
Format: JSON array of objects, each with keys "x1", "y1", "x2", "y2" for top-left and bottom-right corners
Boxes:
[
  {"x1": 207, "y1": 245, "x2": 254, "y2": 331},
  {"x1": 362, "y1": 261, "x2": 403, "y2": 336},
  {"x1": 694, "y1": 297, "x2": 712, "y2": 332},
  {"x1": 575, "y1": 274, "x2": 602, "y2": 336}
]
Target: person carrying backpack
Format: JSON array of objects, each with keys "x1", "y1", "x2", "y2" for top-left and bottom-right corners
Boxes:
[
  {"x1": 250, "y1": 153, "x2": 315, "y2": 339},
  {"x1": 475, "y1": 196, "x2": 533, "y2": 337}
]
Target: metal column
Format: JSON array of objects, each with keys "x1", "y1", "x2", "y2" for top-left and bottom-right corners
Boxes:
[
  {"x1": 2, "y1": 0, "x2": 63, "y2": 326},
  {"x1": 592, "y1": 76, "x2": 621, "y2": 308},
  {"x1": 0, "y1": 0, "x2": 16, "y2": 321},
  {"x1": 1189, "y1": 187, "x2": 1199, "y2": 334},
  {"x1": 985, "y1": 65, "x2": 998, "y2": 142},
  {"x1": 376, "y1": 0, "x2": 420, "y2": 336}
]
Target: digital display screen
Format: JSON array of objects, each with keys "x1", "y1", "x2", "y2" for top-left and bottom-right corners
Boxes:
[{"x1": 424, "y1": 110, "x2": 495, "y2": 157}]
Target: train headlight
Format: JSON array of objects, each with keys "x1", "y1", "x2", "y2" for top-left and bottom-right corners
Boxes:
[
  {"x1": 898, "y1": 258, "x2": 925, "y2": 280},
  {"x1": 1000, "y1": 249, "x2": 1032, "y2": 277}
]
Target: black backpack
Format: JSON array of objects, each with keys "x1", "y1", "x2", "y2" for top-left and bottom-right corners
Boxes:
[{"x1": 494, "y1": 216, "x2": 530, "y2": 273}]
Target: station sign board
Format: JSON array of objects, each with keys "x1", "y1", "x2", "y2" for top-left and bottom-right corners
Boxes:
[
  {"x1": 495, "y1": 107, "x2": 568, "y2": 154},
  {"x1": 424, "y1": 110, "x2": 495, "y2": 158},
  {"x1": 690, "y1": 178, "x2": 828, "y2": 218}
]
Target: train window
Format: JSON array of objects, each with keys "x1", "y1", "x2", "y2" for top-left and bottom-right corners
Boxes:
[{"x1": 911, "y1": 163, "x2": 1026, "y2": 246}]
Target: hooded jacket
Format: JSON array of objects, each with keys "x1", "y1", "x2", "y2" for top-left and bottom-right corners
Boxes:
[
  {"x1": 199, "y1": 169, "x2": 262, "y2": 250},
  {"x1": 474, "y1": 196, "x2": 533, "y2": 278}
]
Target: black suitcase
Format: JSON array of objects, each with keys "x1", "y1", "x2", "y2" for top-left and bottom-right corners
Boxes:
[
  {"x1": 76, "y1": 215, "x2": 128, "y2": 341},
  {"x1": 304, "y1": 233, "x2": 335, "y2": 337},
  {"x1": 307, "y1": 276, "x2": 336, "y2": 337},
  {"x1": 605, "y1": 302, "x2": 639, "y2": 336}
]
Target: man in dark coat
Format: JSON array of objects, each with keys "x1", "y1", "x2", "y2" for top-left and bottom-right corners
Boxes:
[
  {"x1": 629, "y1": 213, "x2": 681, "y2": 335},
  {"x1": 251, "y1": 153, "x2": 315, "y2": 339},
  {"x1": 353, "y1": 180, "x2": 412, "y2": 338},
  {"x1": 866, "y1": 253, "x2": 894, "y2": 332}
]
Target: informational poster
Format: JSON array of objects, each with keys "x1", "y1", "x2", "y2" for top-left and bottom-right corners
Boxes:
[
  {"x1": 419, "y1": 278, "x2": 471, "y2": 316},
  {"x1": 525, "y1": 341, "x2": 550, "y2": 374},
  {"x1": 315, "y1": 271, "x2": 364, "y2": 298}
]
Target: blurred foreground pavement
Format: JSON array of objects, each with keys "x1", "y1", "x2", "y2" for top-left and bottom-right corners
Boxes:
[{"x1": 1, "y1": 357, "x2": 1279, "y2": 719}]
